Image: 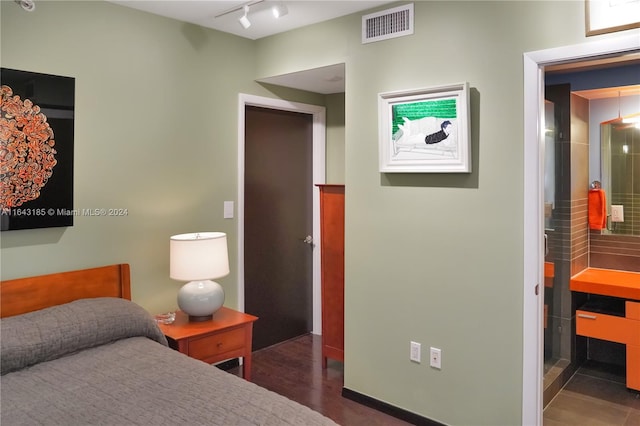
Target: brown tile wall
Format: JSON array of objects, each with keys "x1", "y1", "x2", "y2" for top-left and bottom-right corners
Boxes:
[
  {"x1": 589, "y1": 231, "x2": 640, "y2": 272},
  {"x1": 571, "y1": 198, "x2": 589, "y2": 275},
  {"x1": 570, "y1": 94, "x2": 590, "y2": 277}
]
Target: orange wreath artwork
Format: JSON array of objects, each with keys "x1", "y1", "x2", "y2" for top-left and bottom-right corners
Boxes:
[{"x1": 0, "y1": 85, "x2": 57, "y2": 209}]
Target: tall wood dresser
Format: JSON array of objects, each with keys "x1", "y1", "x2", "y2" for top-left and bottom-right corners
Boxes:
[{"x1": 317, "y1": 184, "x2": 345, "y2": 368}]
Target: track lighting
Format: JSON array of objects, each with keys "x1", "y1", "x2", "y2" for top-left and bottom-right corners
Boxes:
[
  {"x1": 215, "y1": 0, "x2": 286, "y2": 31},
  {"x1": 14, "y1": 0, "x2": 35, "y2": 12},
  {"x1": 272, "y1": 3, "x2": 288, "y2": 18},
  {"x1": 239, "y1": 5, "x2": 251, "y2": 29}
]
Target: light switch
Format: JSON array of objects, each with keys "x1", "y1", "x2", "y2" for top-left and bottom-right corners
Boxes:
[
  {"x1": 224, "y1": 201, "x2": 234, "y2": 219},
  {"x1": 611, "y1": 205, "x2": 624, "y2": 222}
]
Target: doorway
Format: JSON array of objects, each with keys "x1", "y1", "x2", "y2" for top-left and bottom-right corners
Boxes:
[
  {"x1": 244, "y1": 105, "x2": 314, "y2": 350},
  {"x1": 522, "y1": 34, "x2": 640, "y2": 425},
  {"x1": 237, "y1": 94, "x2": 326, "y2": 347}
]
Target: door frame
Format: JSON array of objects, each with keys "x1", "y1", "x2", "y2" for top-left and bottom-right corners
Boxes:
[
  {"x1": 522, "y1": 33, "x2": 639, "y2": 425},
  {"x1": 237, "y1": 93, "x2": 326, "y2": 335}
]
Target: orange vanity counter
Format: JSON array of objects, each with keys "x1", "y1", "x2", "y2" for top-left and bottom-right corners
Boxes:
[
  {"x1": 570, "y1": 268, "x2": 640, "y2": 300},
  {"x1": 570, "y1": 268, "x2": 640, "y2": 392}
]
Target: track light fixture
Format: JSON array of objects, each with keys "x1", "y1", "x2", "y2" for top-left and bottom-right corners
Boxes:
[
  {"x1": 272, "y1": 3, "x2": 288, "y2": 18},
  {"x1": 238, "y1": 5, "x2": 251, "y2": 29},
  {"x1": 215, "y1": 0, "x2": 287, "y2": 30},
  {"x1": 14, "y1": 0, "x2": 35, "y2": 12}
]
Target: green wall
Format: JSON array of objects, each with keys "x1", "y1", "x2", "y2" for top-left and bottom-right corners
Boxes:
[
  {"x1": 0, "y1": 1, "x2": 326, "y2": 313},
  {"x1": 0, "y1": 0, "x2": 614, "y2": 424},
  {"x1": 326, "y1": 92, "x2": 346, "y2": 184},
  {"x1": 256, "y1": 1, "x2": 593, "y2": 424}
]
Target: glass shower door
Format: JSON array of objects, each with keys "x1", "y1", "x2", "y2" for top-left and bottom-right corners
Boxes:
[{"x1": 543, "y1": 99, "x2": 559, "y2": 374}]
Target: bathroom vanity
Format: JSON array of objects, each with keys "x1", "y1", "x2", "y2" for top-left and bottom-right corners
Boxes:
[{"x1": 570, "y1": 268, "x2": 640, "y2": 392}]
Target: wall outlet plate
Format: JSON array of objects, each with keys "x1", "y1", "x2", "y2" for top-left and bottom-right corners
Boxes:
[
  {"x1": 410, "y1": 341, "x2": 421, "y2": 363},
  {"x1": 611, "y1": 204, "x2": 624, "y2": 222},
  {"x1": 430, "y1": 347, "x2": 442, "y2": 369}
]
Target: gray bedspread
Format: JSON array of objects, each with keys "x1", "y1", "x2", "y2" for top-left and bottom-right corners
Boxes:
[{"x1": 1, "y1": 298, "x2": 338, "y2": 426}]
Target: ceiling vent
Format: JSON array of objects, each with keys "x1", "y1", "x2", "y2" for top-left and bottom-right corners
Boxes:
[{"x1": 362, "y1": 3, "x2": 414, "y2": 44}]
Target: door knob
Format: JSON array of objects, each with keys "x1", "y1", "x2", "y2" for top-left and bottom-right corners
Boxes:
[{"x1": 302, "y1": 235, "x2": 313, "y2": 244}]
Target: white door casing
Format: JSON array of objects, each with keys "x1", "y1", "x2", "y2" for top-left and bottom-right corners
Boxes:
[{"x1": 522, "y1": 33, "x2": 640, "y2": 426}]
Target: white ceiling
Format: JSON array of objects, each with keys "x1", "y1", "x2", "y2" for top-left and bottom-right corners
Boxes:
[
  {"x1": 106, "y1": 1, "x2": 395, "y2": 94},
  {"x1": 108, "y1": 1, "x2": 394, "y2": 40},
  {"x1": 256, "y1": 63, "x2": 346, "y2": 94}
]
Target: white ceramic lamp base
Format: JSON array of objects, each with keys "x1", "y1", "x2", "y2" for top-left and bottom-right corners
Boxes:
[{"x1": 177, "y1": 280, "x2": 225, "y2": 322}]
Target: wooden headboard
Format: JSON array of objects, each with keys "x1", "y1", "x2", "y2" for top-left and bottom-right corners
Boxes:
[{"x1": 0, "y1": 264, "x2": 131, "y2": 318}]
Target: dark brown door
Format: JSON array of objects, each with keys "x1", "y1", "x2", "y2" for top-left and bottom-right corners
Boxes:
[{"x1": 244, "y1": 105, "x2": 313, "y2": 351}]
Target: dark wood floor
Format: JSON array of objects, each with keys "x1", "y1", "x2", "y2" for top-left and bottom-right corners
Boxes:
[
  {"x1": 229, "y1": 334, "x2": 640, "y2": 426},
  {"x1": 228, "y1": 333, "x2": 411, "y2": 426},
  {"x1": 544, "y1": 361, "x2": 640, "y2": 425}
]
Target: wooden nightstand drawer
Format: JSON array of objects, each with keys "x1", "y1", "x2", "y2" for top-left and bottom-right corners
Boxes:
[
  {"x1": 188, "y1": 327, "x2": 245, "y2": 361},
  {"x1": 158, "y1": 308, "x2": 258, "y2": 380},
  {"x1": 576, "y1": 310, "x2": 639, "y2": 345}
]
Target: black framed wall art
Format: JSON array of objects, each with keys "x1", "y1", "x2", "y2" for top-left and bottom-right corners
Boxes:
[{"x1": 1, "y1": 68, "x2": 75, "y2": 231}]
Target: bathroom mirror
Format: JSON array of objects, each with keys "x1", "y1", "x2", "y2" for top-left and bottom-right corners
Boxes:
[{"x1": 600, "y1": 113, "x2": 639, "y2": 236}]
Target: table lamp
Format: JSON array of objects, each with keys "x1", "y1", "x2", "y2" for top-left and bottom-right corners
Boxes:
[{"x1": 170, "y1": 232, "x2": 229, "y2": 322}]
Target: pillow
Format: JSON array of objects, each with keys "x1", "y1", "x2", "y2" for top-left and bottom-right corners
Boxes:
[{"x1": 1, "y1": 297, "x2": 168, "y2": 375}]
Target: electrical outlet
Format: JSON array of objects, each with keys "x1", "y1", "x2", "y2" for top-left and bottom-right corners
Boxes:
[
  {"x1": 430, "y1": 347, "x2": 442, "y2": 369},
  {"x1": 611, "y1": 205, "x2": 624, "y2": 223},
  {"x1": 410, "y1": 341, "x2": 421, "y2": 363}
]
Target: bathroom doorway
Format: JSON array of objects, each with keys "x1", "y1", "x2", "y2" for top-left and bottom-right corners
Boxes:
[
  {"x1": 522, "y1": 35, "x2": 639, "y2": 425},
  {"x1": 541, "y1": 57, "x2": 640, "y2": 405}
]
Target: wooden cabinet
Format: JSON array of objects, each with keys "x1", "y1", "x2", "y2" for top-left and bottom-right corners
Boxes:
[
  {"x1": 575, "y1": 302, "x2": 640, "y2": 391},
  {"x1": 571, "y1": 268, "x2": 640, "y2": 391},
  {"x1": 317, "y1": 184, "x2": 344, "y2": 368},
  {"x1": 576, "y1": 305, "x2": 640, "y2": 346},
  {"x1": 158, "y1": 308, "x2": 258, "y2": 381}
]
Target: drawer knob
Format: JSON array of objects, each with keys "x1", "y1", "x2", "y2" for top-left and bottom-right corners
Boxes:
[{"x1": 578, "y1": 313, "x2": 597, "y2": 320}]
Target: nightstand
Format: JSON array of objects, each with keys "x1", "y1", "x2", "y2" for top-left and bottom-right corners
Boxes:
[{"x1": 157, "y1": 307, "x2": 258, "y2": 381}]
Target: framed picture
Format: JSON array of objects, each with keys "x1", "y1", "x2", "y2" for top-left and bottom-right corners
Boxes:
[
  {"x1": 1, "y1": 68, "x2": 75, "y2": 231},
  {"x1": 585, "y1": 0, "x2": 640, "y2": 36},
  {"x1": 379, "y1": 82, "x2": 470, "y2": 173}
]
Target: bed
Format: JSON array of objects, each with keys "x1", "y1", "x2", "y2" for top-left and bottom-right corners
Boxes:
[{"x1": 0, "y1": 264, "x2": 338, "y2": 425}]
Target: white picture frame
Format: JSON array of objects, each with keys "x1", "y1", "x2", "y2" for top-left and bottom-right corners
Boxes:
[
  {"x1": 585, "y1": 0, "x2": 640, "y2": 36},
  {"x1": 378, "y1": 82, "x2": 471, "y2": 173}
]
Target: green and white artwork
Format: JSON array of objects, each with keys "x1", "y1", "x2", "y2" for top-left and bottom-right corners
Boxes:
[{"x1": 379, "y1": 82, "x2": 470, "y2": 173}]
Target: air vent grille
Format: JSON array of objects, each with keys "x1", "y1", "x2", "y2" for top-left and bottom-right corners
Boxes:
[{"x1": 362, "y1": 3, "x2": 414, "y2": 44}]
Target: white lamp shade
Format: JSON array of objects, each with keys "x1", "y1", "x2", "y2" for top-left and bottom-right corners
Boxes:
[{"x1": 170, "y1": 232, "x2": 229, "y2": 281}]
